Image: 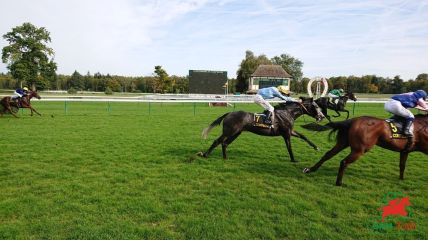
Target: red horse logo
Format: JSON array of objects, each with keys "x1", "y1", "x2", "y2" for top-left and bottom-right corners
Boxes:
[{"x1": 378, "y1": 197, "x2": 411, "y2": 222}]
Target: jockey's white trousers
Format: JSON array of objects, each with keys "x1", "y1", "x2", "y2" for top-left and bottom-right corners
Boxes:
[
  {"x1": 328, "y1": 93, "x2": 339, "y2": 104},
  {"x1": 254, "y1": 94, "x2": 274, "y2": 112},
  {"x1": 384, "y1": 99, "x2": 414, "y2": 120}
]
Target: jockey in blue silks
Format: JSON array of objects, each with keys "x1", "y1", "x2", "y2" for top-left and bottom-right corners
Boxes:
[
  {"x1": 384, "y1": 89, "x2": 428, "y2": 137},
  {"x1": 254, "y1": 85, "x2": 296, "y2": 125},
  {"x1": 11, "y1": 87, "x2": 29, "y2": 105}
]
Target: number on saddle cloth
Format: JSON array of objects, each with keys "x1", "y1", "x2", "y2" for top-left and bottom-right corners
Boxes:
[
  {"x1": 385, "y1": 116, "x2": 410, "y2": 139},
  {"x1": 253, "y1": 112, "x2": 271, "y2": 128}
]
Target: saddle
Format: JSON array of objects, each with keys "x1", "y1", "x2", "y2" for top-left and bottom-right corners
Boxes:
[
  {"x1": 253, "y1": 112, "x2": 271, "y2": 128},
  {"x1": 385, "y1": 116, "x2": 411, "y2": 139}
]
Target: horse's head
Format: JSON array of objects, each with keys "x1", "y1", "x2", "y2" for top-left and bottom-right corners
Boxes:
[
  {"x1": 29, "y1": 90, "x2": 41, "y2": 100},
  {"x1": 346, "y1": 92, "x2": 357, "y2": 101},
  {"x1": 300, "y1": 97, "x2": 325, "y2": 122}
]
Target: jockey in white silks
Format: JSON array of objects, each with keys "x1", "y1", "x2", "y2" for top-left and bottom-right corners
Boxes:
[{"x1": 254, "y1": 85, "x2": 297, "y2": 126}]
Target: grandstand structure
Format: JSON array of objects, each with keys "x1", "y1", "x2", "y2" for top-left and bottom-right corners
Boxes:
[{"x1": 248, "y1": 65, "x2": 292, "y2": 94}]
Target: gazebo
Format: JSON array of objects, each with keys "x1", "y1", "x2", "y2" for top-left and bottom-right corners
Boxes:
[{"x1": 248, "y1": 65, "x2": 292, "y2": 94}]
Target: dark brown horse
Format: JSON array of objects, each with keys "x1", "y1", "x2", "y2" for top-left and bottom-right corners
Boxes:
[
  {"x1": 302, "y1": 114, "x2": 428, "y2": 186},
  {"x1": 315, "y1": 92, "x2": 357, "y2": 121},
  {"x1": 198, "y1": 97, "x2": 325, "y2": 162},
  {"x1": 0, "y1": 90, "x2": 42, "y2": 117}
]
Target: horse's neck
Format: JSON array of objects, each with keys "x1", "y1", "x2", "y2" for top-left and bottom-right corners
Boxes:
[{"x1": 282, "y1": 104, "x2": 302, "y2": 119}]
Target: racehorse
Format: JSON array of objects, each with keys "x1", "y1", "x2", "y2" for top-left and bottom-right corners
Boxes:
[
  {"x1": 198, "y1": 97, "x2": 325, "y2": 162},
  {"x1": 315, "y1": 92, "x2": 357, "y2": 121},
  {"x1": 0, "y1": 90, "x2": 42, "y2": 118},
  {"x1": 302, "y1": 114, "x2": 428, "y2": 186}
]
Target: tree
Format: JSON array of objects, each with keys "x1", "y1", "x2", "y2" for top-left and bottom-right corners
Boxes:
[
  {"x1": 153, "y1": 66, "x2": 171, "y2": 93},
  {"x1": 68, "y1": 71, "x2": 84, "y2": 90},
  {"x1": 391, "y1": 75, "x2": 405, "y2": 93},
  {"x1": 2, "y1": 22, "x2": 57, "y2": 89},
  {"x1": 236, "y1": 50, "x2": 271, "y2": 92},
  {"x1": 271, "y1": 54, "x2": 303, "y2": 81}
]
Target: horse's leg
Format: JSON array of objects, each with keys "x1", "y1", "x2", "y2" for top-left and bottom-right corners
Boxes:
[
  {"x1": 201, "y1": 134, "x2": 227, "y2": 158},
  {"x1": 282, "y1": 132, "x2": 296, "y2": 162},
  {"x1": 303, "y1": 141, "x2": 348, "y2": 173},
  {"x1": 221, "y1": 132, "x2": 242, "y2": 159},
  {"x1": 344, "y1": 109, "x2": 349, "y2": 119},
  {"x1": 291, "y1": 130, "x2": 319, "y2": 150},
  {"x1": 6, "y1": 105, "x2": 19, "y2": 118},
  {"x1": 332, "y1": 110, "x2": 341, "y2": 117},
  {"x1": 399, "y1": 152, "x2": 409, "y2": 180},
  {"x1": 27, "y1": 106, "x2": 41, "y2": 116},
  {"x1": 335, "y1": 150, "x2": 364, "y2": 186},
  {"x1": 322, "y1": 108, "x2": 331, "y2": 122}
]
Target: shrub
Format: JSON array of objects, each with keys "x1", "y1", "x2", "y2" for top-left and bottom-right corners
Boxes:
[
  {"x1": 105, "y1": 87, "x2": 113, "y2": 95},
  {"x1": 67, "y1": 87, "x2": 77, "y2": 94}
]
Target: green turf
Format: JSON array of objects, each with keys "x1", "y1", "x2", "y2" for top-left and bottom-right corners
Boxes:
[{"x1": 0, "y1": 102, "x2": 426, "y2": 239}]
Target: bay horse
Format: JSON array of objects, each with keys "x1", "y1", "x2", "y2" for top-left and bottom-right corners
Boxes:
[
  {"x1": 0, "y1": 90, "x2": 42, "y2": 118},
  {"x1": 315, "y1": 92, "x2": 357, "y2": 121},
  {"x1": 198, "y1": 97, "x2": 325, "y2": 162},
  {"x1": 302, "y1": 114, "x2": 428, "y2": 186}
]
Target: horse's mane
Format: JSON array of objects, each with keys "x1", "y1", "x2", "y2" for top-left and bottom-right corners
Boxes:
[
  {"x1": 274, "y1": 101, "x2": 299, "y2": 110},
  {"x1": 415, "y1": 113, "x2": 428, "y2": 118}
]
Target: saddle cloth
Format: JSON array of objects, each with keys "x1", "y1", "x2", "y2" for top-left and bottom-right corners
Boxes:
[
  {"x1": 253, "y1": 113, "x2": 271, "y2": 128},
  {"x1": 385, "y1": 116, "x2": 412, "y2": 139}
]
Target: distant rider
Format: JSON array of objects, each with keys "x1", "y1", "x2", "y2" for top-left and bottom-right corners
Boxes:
[
  {"x1": 254, "y1": 85, "x2": 296, "y2": 126},
  {"x1": 11, "y1": 87, "x2": 29, "y2": 106},
  {"x1": 328, "y1": 88, "x2": 345, "y2": 105},
  {"x1": 384, "y1": 89, "x2": 428, "y2": 137}
]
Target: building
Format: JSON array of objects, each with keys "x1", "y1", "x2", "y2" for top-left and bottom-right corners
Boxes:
[
  {"x1": 248, "y1": 65, "x2": 292, "y2": 93},
  {"x1": 189, "y1": 70, "x2": 228, "y2": 94}
]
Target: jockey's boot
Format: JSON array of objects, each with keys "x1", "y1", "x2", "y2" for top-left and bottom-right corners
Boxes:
[
  {"x1": 264, "y1": 111, "x2": 272, "y2": 125},
  {"x1": 11, "y1": 97, "x2": 18, "y2": 107},
  {"x1": 403, "y1": 120, "x2": 414, "y2": 138}
]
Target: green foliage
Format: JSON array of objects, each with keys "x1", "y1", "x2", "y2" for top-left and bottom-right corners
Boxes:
[
  {"x1": 0, "y1": 102, "x2": 426, "y2": 239},
  {"x1": 67, "y1": 87, "x2": 77, "y2": 94},
  {"x1": 236, "y1": 51, "x2": 304, "y2": 93},
  {"x1": 153, "y1": 65, "x2": 171, "y2": 93},
  {"x1": 68, "y1": 70, "x2": 84, "y2": 90},
  {"x1": 271, "y1": 54, "x2": 303, "y2": 81},
  {"x1": 1, "y1": 22, "x2": 57, "y2": 89},
  {"x1": 105, "y1": 86, "x2": 113, "y2": 95},
  {"x1": 236, "y1": 50, "x2": 271, "y2": 92}
]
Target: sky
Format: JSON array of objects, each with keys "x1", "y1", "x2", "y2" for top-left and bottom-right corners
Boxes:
[{"x1": 0, "y1": 0, "x2": 427, "y2": 80}]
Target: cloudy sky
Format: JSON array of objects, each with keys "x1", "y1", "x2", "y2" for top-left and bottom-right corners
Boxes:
[{"x1": 1, "y1": 0, "x2": 427, "y2": 80}]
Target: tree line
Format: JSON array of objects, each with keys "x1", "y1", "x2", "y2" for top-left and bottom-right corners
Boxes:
[{"x1": 1, "y1": 22, "x2": 427, "y2": 94}]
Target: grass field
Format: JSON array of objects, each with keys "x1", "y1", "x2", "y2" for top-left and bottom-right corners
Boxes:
[{"x1": 0, "y1": 101, "x2": 427, "y2": 239}]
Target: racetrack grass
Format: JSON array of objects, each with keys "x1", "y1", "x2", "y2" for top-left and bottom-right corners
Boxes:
[{"x1": 0, "y1": 102, "x2": 427, "y2": 239}]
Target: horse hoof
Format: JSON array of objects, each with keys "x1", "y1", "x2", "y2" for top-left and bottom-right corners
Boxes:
[
  {"x1": 196, "y1": 152, "x2": 206, "y2": 158},
  {"x1": 303, "y1": 168, "x2": 311, "y2": 173}
]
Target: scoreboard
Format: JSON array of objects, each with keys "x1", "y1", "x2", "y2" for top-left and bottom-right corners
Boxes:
[{"x1": 189, "y1": 70, "x2": 228, "y2": 94}]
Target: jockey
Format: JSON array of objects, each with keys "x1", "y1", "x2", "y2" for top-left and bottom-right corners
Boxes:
[
  {"x1": 328, "y1": 88, "x2": 345, "y2": 105},
  {"x1": 254, "y1": 85, "x2": 296, "y2": 125},
  {"x1": 384, "y1": 89, "x2": 428, "y2": 137},
  {"x1": 11, "y1": 87, "x2": 29, "y2": 105}
]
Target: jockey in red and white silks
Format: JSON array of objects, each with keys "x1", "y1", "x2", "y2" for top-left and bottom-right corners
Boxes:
[{"x1": 384, "y1": 90, "x2": 428, "y2": 137}]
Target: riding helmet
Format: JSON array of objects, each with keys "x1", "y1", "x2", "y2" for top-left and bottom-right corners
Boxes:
[
  {"x1": 414, "y1": 89, "x2": 427, "y2": 100},
  {"x1": 277, "y1": 85, "x2": 289, "y2": 95}
]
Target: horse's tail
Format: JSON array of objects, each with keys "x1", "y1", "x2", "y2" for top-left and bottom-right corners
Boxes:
[
  {"x1": 325, "y1": 119, "x2": 354, "y2": 141},
  {"x1": 202, "y1": 113, "x2": 229, "y2": 139},
  {"x1": 301, "y1": 119, "x2": 354, "y2": 141}
]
